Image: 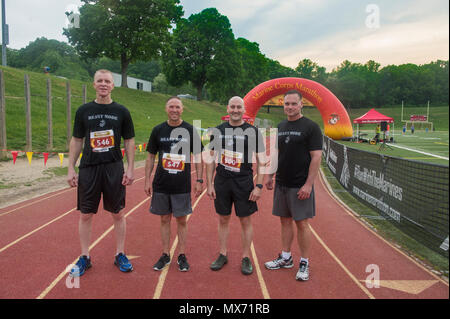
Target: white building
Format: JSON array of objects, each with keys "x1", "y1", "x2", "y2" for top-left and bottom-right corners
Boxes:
[{"x1": 111, "y1": 72, "x2": 152, "y2": 92}]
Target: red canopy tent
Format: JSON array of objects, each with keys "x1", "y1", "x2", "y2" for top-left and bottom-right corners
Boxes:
[{"x1": 353, "y1": 108, "x2": 394, "y2": 141}]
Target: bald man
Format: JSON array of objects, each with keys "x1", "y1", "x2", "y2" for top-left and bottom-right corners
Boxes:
[{"x1": 205, "y1": 96, "x2": 266, "y2": 275}]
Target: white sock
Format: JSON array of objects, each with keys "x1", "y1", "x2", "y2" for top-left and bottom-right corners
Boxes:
[
  {"x1": 281, "y1": 251, "x2": 291, "y2": 260},
  {"x1": 300, "y1": 257, "x2": 309, "y2": 265}
]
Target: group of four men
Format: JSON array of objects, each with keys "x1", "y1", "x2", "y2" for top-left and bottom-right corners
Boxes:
[{"x1": 67, "y1": 69, "x2": 323, "y2": 282}]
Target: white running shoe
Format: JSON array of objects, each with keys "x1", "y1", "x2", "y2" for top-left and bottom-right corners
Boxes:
[
  {"x1": 295, "y1": 261, "x2": 309, "y2": 281},
  {"x1": 264, "y1": 254, "x2": 294, "y2": 270}
]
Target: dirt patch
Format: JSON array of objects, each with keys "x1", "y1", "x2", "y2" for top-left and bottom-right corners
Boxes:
[
  {"x1": 0, "y1": 155, "x2": 144, "y2": 209},
  {"x1": 0, "y1": 155, "x2": 68, "y2": 209}
]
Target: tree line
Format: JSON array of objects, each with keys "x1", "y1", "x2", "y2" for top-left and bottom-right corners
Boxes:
[{"x1": 7, "y1": 0, "x2": 449, "y2": 107}]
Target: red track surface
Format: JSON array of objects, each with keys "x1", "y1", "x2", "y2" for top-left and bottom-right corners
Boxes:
[{"x1": 0, "y1": 165, "x2": 448, "y2": 299}]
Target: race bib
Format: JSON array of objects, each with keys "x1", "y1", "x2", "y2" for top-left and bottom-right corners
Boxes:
[
  {"x1": 220, "y1": 149, "x2": 243, "y2": 172},
  {"x1": 90, "y1": 129, "x2": 115, "y2": 152},
  {"x1": 162, "y1": 153, "x2": 186, "y2": 174}
]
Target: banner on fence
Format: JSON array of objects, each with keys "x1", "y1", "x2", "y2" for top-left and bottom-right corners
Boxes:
[{"x1": 323, "y1": 136, "x2": 449, "y2": 257}]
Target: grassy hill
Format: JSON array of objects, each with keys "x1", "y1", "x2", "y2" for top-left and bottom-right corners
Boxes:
[{"x1": 0, "y1": 66, "x2": 229, "y2": 153}]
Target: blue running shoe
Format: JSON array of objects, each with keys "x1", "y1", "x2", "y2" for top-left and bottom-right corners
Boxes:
[
  {"x1": 70, "y1": 255, "x2": 92, "y2": 277},
  {"x1": 114, "y1": 253, "x2": 133, "y2": 272}
]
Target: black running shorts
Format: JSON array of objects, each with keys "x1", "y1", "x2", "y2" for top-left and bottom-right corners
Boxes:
[
  {"x1": 213, "y1": 174, "x2": 257, "y2": 217},
  {"x1": 77, "y1": 161, "x2": 125, "y2": 214}
]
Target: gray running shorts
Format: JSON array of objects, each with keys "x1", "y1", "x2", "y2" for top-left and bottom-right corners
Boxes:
[
  {"x1": 272, "y1": 184, "x2": 315, "y2": 221},
  {"x1": 150, "y1": 192, "x2": 192, "y2": 218}
]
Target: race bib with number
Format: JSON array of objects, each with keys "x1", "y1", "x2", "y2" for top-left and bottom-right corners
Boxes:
[
  {"x1": 220, "y1": 149, "x2": 243, "y2": 172},
  {"x1": 90, "y1": 129, "x2": 115, "y2": 152},
  {"x1": 162, "y1": 153, "x2": 186, "y2": 174}
]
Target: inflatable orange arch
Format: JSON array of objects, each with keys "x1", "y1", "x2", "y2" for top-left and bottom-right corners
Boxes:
[{"x1": 243, "y1": 77, "x2": 353, "y2": 140}]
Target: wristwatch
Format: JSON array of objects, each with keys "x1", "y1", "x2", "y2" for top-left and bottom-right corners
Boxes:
[
  {"x1": 255, "y1": 184, "x2": 263, "y2": 189},
  {"x1": 196, "y1": 179, "x2": 204, "y2": 183}
]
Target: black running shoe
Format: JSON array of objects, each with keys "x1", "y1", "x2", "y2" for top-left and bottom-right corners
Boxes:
[
  {"x1": 210, "y1": 254, "x2": 228, "y2": 271},
  {"x1": 177, "y1": 254, "x2": 190, "y2": 272},
  {"x1": 241, "y1": 257, "x2": 253, "y2": 275},
  {"x1": 153, "y1": 253, "x2": 170, "y2": 271}
]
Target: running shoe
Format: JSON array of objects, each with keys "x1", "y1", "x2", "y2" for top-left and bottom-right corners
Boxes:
[
  {"x1": 177, "y1": 254, "x2": 190, "y2": 272},
  {"x1": 153, "y1": 253, "x2": 170, "y2": 271},
  {"x1": 264, "y1": 254, "x2": 294, "y2": 270},
  {"x1": 210, "y1": 254, "x2": 228, "y2": 271},
  {"x1": 114, "y1": 253, "x2": 133, "y2": 272},
  {"x1": 241, "y1": 257, "x2": 253, "y2": 275},
  {"x1": 70, "y1": 255, "x2": 92, "y2": 277},
  {"x1": 295, "y1": 261, "x2": 310, "y2": 281}
]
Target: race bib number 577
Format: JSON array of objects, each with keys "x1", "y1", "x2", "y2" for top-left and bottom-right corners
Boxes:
[{"x1": 90, "y1": 129, "x2": 115, "y2": 152}]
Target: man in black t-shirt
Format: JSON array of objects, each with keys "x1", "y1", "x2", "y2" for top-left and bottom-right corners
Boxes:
[
  {"x1": 67, "y1": 69, "x2": 136, "y2": 277},
  {"x1": 144, "y1": 96, "x2": 203, "y2": 272},
  {"x1": 205, "y1": 96, "x2": 266, "y2": 275},
  {"x1": 264, "y1": 90, "x2": 322, "y2": 282}
]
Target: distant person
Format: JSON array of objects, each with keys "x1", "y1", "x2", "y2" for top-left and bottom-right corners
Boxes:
[
  {"x1": 67, "y1": 69, "x2": 136, "y2": 277},
  {"x1": 264, "y1": 90, "x2": 323, "y2": 281},
  {"x1": 402, "y1": 124, "x2": 406, "y2": 134},
  {"x1": 375, "y1": 124, "x2": 381, "y2": 142},
  {"x1": 411, "y1": 124, "x2": 415, "y2": 134},
  {"x1": 206, "y1": 96, "x2": 266, "y2": 276},
  {"x1": 144, "y1": 96, "x2": 203, "y2": 272}
]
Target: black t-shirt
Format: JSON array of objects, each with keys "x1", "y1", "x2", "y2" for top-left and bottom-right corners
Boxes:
[
  {"x1": 276, "y1": 117, "x2": 323, "y2": 188},
  {"x1": 209, "y1": 122, "x2": 265, "y2": 178},
  {"x1": 72, "y1": 101, "x2": 135, "y2": 168},
  {"x1": 147, "y1": 121, "x2": 203, "y2": 194}
]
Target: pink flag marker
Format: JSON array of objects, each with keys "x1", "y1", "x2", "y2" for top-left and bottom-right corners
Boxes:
[
  {"x1": 43, "y1": 152, "x2": 49, "y2": 166},
  {"x1": 11, "y1": 151, "x2": 18, "y2": 164}
]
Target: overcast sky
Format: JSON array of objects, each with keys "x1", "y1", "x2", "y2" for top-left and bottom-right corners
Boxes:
[{"x1": 1, "y1": 0, "x2": 448, "y2": 71}]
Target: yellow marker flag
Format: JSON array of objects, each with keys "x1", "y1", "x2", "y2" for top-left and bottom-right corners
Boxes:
[
  {"x1": 139, "y1": 144, "x2": 142, "y2": 152},
  {"x1": 58, "y1": 153, "x2": 64, "y2": 166},
  {"x1": 26, "y1": 151, "x2": 33, "y2": 165}
]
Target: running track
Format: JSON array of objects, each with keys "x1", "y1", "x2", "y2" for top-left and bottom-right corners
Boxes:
[{"x1": 0, "y1": 165, "x2": 448, "y2": 300}]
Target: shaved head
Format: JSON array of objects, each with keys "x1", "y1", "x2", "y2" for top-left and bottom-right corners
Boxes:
[{"x1": 228, "y1": 96, "x2": 245, "y2": 108}]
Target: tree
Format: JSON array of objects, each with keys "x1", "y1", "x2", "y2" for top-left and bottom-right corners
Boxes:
[
  {"x1": 295, "y1": 58, "x2": 328, "y2": 84},
  {"x1": 234, "y1": 37, "x2": 268, "y2": 94},
  {"x1": 266, "y1": 58, "x2": 298, "y2": 79},
  {"x1": 7, "y1": 37, "x2": 91, "y2": 80},
  {"x1": 295, "y1": 58, "x2": 317, "y2": 79},
  {"x1": 163, "y1": 8, "x2": 237, "y2": 100},
  {"x1": 63, "y1": 0, "x2": 182, "y2": 87}
]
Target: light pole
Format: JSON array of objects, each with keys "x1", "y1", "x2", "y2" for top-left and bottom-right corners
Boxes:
[{"x1": 1, "y1": 0, "x2": 7, "y2": 66}]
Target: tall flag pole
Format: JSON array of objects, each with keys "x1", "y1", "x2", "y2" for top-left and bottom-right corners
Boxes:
[{"x1": 1, "y1": 0, "x2": 7, "y2": 66}]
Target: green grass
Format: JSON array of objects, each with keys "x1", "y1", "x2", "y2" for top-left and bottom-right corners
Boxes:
[{"x1": 336, "y1": 130, "x2": 449, "y2": 166}]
